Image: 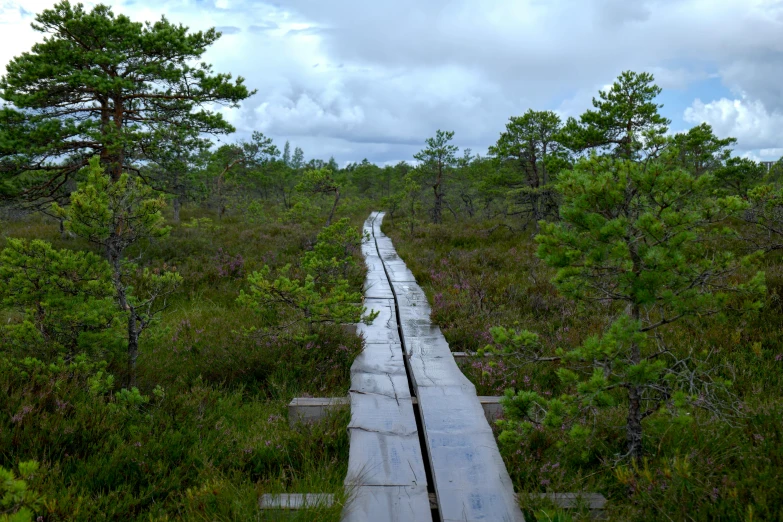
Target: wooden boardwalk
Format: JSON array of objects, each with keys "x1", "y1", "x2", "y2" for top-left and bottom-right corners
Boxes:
[{"x1": 342, "y1": 212, "x2": 524, "y2": 522}]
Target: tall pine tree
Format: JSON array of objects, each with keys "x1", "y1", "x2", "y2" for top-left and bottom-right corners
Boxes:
[{"x1": 0, "y1": 1, "x2": 253, "y2": 207}]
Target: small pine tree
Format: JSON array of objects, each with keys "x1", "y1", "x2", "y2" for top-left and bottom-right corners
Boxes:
[
  {"x1": 487, "y1": 155, "x2": 765, "y2": 461},
  {"x1": 295, "y1": 168, "x2": 341, "y2": 225},
  {"x1": 282, "y1": 140, "x2": 292, "y2": 167},
  {"x1": 413, "y1": 130, "x2": 458, "y2": 224},
  {"x1": 0, "y1": 460, "x2": 43, "y2": 522},
  {"x1": 0, "y1": 239, "x2": 118, "y2": 359},
  {"x1": 54, "y1": 157, "x2": 181, "y2": 385},
  {"x1": 238, "y1": 218, "x2": 374, "y2": 337}
]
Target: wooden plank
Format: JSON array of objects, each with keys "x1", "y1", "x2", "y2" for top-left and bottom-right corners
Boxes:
[
  {"x1": 364, "y1": 259, "x2": 387, "y2": 274},
  {"x1": 392, "y1": 282, "x2": 432, "y2": 311},
  {"x1": 399, "y1": 319, "x2": 444, "y2": 340},
  {"x1": 408, "y1": 354, "x2": 475, "y2": 390},
  {"x1": 357, "y1": 302, "x2": 400, "y2": 344},
  {"x1": 417, "y1": 386, "x2": 491, "y2": 434},
  {"x1": 342, "y1": 485, "x2": 431, "y2": 522},
  {"x1": 289, "y1": 395, "x2": 504, "y2": 426},
  {"x1": 425, "y1": 429, "x2": 522, "y2": 522},
  {"x1": 364, "y1": 297, "x2": 396, "y2": 307},
  {"x1": 288, "y1": 397, "x2": 348, "y2": 427},
  {"x1": 346, "y1": 430, "x2": 425, "y2": 487},
  {"x1": 341, "y1": 323, "x2": 358, "y2": 336},
  {"x1": 352, "y1": 371, "x2": 411, "y2": 400},
  {"x1": 479, "y1": 396, "x2": 505, "y2": 423},
  {"x1": 363, "y1": 279, "x2": 394, "y2": 299},
  {"x1": 384, "y1": 262, "x2": 417, "y2": 283},
  {"x1": 453, "y1": 351, "x2": 506, "y2": 366},
  {"x1": 348, "y1": 394, "x2": 418, "y2": 435},
  {"x1": 344, "y1": 215, "x2": 430, "y2": 521},
  {"x1": 351, "y1": 341, "x2": 405, "y2": 370},
  {"x1": 260, "y1": 493, "x2": 334, "y2": 509},
  {"x1": 350, "y1": 344, "x2": 410, "y2": 400},
  {"x1": 404, "y1": 334, "x2": 452, "y2": 358},
  {"x1": 370, "y1": 213, "x2": 524, "y2": 522}
]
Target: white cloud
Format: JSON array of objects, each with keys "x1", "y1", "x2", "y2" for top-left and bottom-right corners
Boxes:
[
  {"x1": 684, "y1": 96, "x2": 783, "y2": 151},
  {"x1": 1, "y1": 0, "x2": 782, "y2": 163},
  {"x1": 741, "y1": 148, "x2": 783, "y2": 161}
]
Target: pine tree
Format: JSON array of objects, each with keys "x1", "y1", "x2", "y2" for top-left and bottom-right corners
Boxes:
[
  {"x1": 560, "y1": 71, "x2": 670, "y2": 160},
  {"x1": 0, "y1": 1, "x2": 253, "y2": 207},
  {"x1": 296, "y1": 168, "x2": 341, "y2": 225},
  {"x1": 413, "y1": 129, "x2": 458, "y2": 223},
  {"x1": 238, "y1": 218, "x2": 373, "y2": 336},
  {"x1": 667, "y1": 122, "x2": 736, "y2": 177},
  {"x1": 488, "y1": 155, "x2": 765, "y2": 461},
  {"x1": 489, "y1": 110, "x2": 571, "y2": 226},
  {"x1": 291, "y1": 147, "x2": 305, "y2": 171},
  {"x1": 282, "y1": 141, "x2": 292, "y2": 167},
  {"x1": 54, "y1": 157, "x2": 181, "y2": 385},
  {"x1": 0, "y1": 238, "x2": 117, "y2": 359}
]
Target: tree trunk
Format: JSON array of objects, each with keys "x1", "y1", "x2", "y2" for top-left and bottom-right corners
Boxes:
[
  {"x1": 127, "y1": 307, "x2": 139, "y2": 387},
  {"x1": 59, "y1": 218, "x2": 71, "y2": 240},
  {"x1": 432, "y1": 161, "x2": 443, "y2": 224},
  {"x1": 107, "y1": 239, "x2": 138, "y2": 387},
  {"x1": 327, "y1": 188, "x2": 340, "y2": 226},
  {"x1": 627, "y1": 382, "x2": 643, "y2": 462},
  {"x1": 626, "y1": 300, "x2": 643, "y2": 461},
  {"x1": 530, "y1": 154, "x2": 542, "y2": 231},
  {"x1": 173, "y1": 197, "x2": 181, "y2": 223}
]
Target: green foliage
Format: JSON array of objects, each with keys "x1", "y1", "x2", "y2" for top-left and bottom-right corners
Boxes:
[
  {"x1": 400, "y1": 170, "x2": 424, "y2": 236},
  {"x1": 488, "y1": 110, "x2": 570, "y2": 225},
  {"x1": 0, "y1": 460, "x2": 43, "y2": 522},
  {"x1": 55, "y1": 157, "x2": 170, "y2": 249},
  {"x1": 346, "y1": 159, "x2": 384, "y2": 198},
  {"x1": 387, "y1": 210, "x2": 783, "y2": 521},
  {"x1": 302, "y1": 218, "x2": 366, "y2": 276},
  {"x1": 745, "y1": 183, "x2": 783, "y2": 252},
  {"x1": 0, "y1": 354, "x2": 349, "y2": 521},
  {"x1": 0, "y1": 238, "x2": 118, "y2": 359},
  {"x1": 0, "y1": 207, "x2": 365, "y2": 521},
  {"x1": 295, "y1": 168, "x2": 342, "y2": 225},
  {"x1": 181, "y1": 216, "x2": 222, "y2": 231},
  {"x1": 493, "y1": 154, "x2": 767, "y2": 460},
  {"x1": 140, "y1": 125, "x2": 212, "y2": 219},
  {"x1": 560, "y1": 71, "x2": 670, "y2": 159},
  {"x1": 239, "y1": 219, "x2": 372, "y2": 336},
  {"x1": 205, "y1": 131, "x2": 285, "y2": 217},
  {"x1": 297, "y1": 168, "x2": 340, "y2": 196},
  {"x1": 0, "y1": 0, "x2": 252, "y2": 206},
  {"x1": 54, "y1": 157, "x2": 182, "y2": 384},
  {"x1": 712, "y1": 156, "x2": 767, "y2": 197},
  {"x1": 291, "y1": 146, "x2": 305, "y2": 170},
  {"x1": 667, "y1": 122, "x2": 736, "y2": 177},
  {"x1": 414, "y1": 129, "x2": 459, "y2": 223}
]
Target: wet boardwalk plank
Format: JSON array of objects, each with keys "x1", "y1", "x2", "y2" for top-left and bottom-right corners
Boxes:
[
  {"x1": 371, "y1": 212, "x2": 524, "y2": 522},
  {"x1": 342, "y1": 212, "x2": 429, "y2": 521}
]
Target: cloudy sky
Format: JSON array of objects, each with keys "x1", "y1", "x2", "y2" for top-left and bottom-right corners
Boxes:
[{"x1": 1, "y1": 0, "x2": 782, "y2": 165}]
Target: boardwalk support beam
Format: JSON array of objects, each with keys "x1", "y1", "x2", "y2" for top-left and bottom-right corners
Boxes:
[{"x1": 290, "y1": 396, "x2": 506, "y2": 427}]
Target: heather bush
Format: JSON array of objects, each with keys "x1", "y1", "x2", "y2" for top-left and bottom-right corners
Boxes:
[
  {"x1": 385, "y1": 217, "x2": 783, "y2": 521},
  {"x1": 0, "y1": 205, "x2": 369, "y2": 521}
]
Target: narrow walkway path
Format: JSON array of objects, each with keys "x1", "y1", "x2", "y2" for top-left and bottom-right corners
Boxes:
[{"x1": 342, "y1": 212, "x2": 524, "y2": 522}]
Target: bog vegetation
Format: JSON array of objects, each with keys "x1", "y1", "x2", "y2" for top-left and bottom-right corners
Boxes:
[{"x1": 1, "y1": 2, "x2": 781, "y2": 521}]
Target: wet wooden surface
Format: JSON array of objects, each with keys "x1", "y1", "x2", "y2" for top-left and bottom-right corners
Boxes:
[
  {"x1": 342, "y1": 485, "x2": 431, "y2": 522},
  {"x1": 342, "y1": 212, "x2": 523, "y2": 521},
  {"x1": 368, "y1": 212, "x2": 524, "y2": 522},
  {"x1": 342, "y1": 212, "x2": 430, "y2": 521}
]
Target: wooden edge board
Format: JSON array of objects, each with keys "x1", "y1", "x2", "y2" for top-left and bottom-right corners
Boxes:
[{"x1": 259, "y1": 493, "x2": 334, "y2": 509}]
